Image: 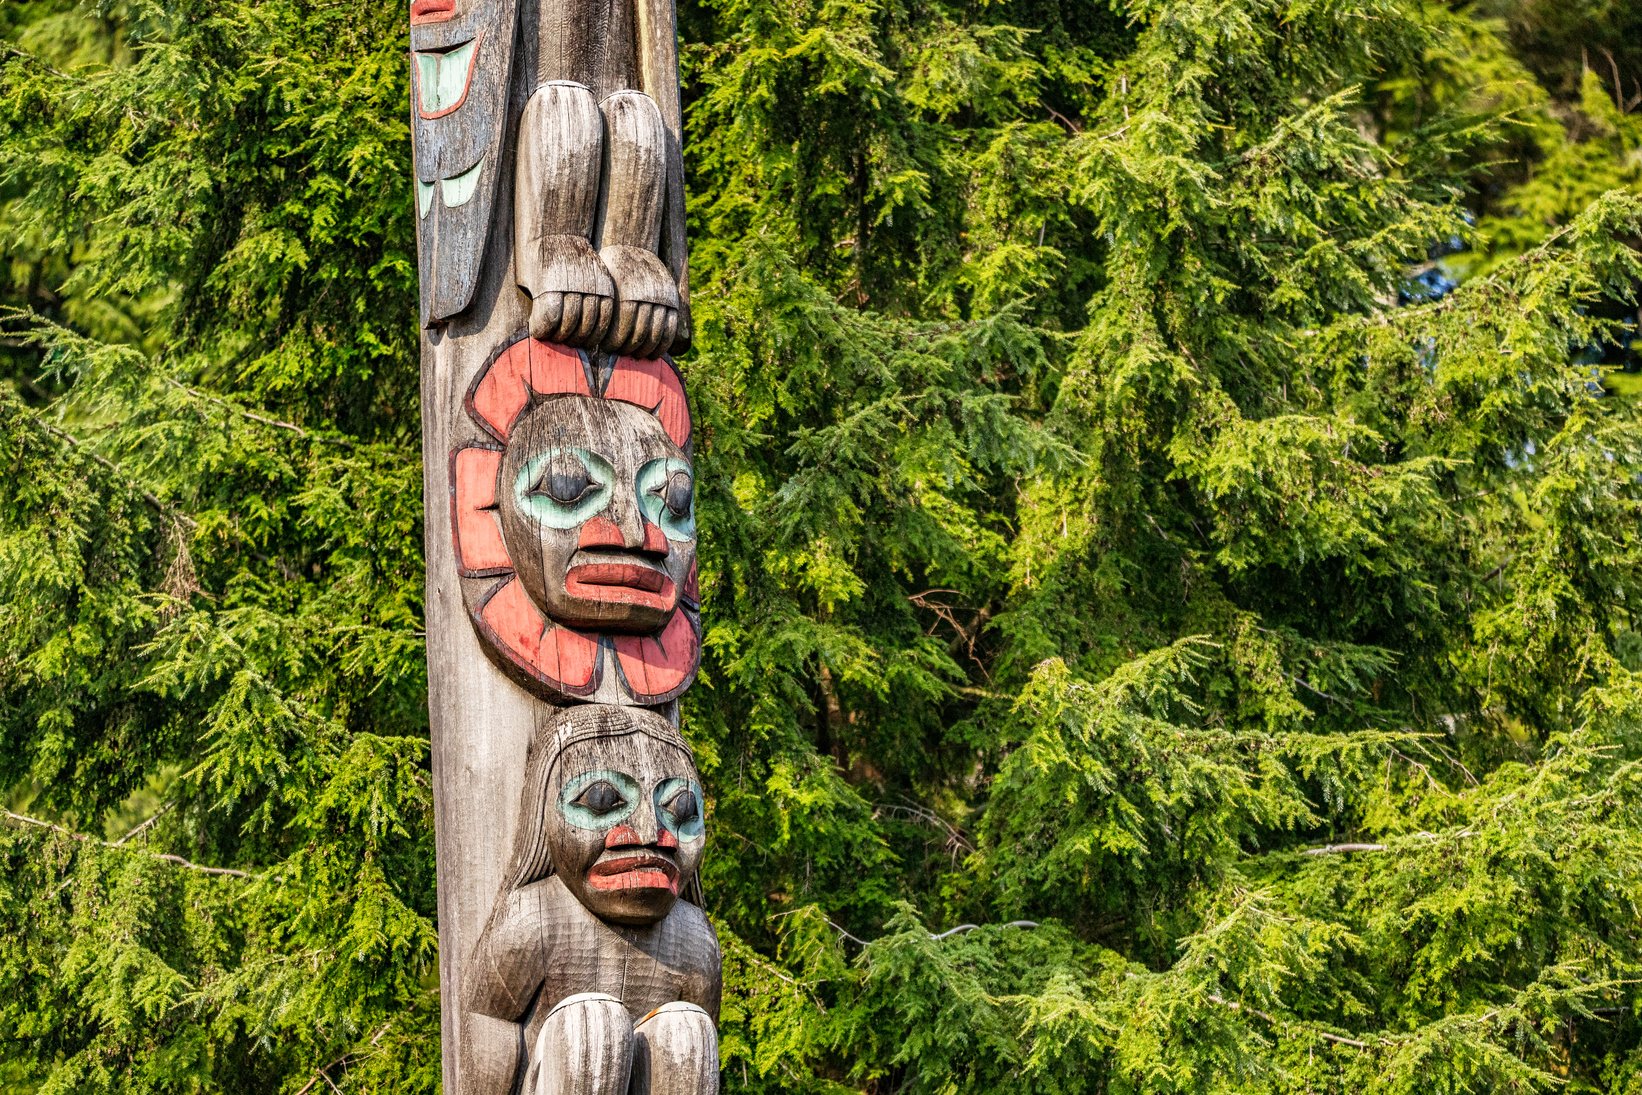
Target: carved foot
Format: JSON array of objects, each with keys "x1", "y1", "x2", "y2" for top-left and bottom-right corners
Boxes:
[
  {"x1": 600, "y1": 244, "x2": 681, "y2": 358},
  {"x1": 527, "y1": 234, "x2": 615, "y2": 348}
]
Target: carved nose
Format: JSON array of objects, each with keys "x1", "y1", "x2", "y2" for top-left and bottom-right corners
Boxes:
[
  {"x1": 578, "y1": 514, "x2": 668, "y2": 558},
  {"x1": 604, "y1": 823, "x2": 644, "y2": 848},
  {"x1": 604, "y1": 811, "x2": 658, "y2": 847}
]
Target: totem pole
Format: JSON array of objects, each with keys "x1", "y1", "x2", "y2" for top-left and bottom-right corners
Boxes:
[{"x1": 409, "y1": 0, "x2": 717, "y2": 1086}]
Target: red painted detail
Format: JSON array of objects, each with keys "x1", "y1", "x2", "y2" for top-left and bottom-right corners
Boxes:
[
  {"x1": 682, "y1": 560, "x2": 700, "y2": 606},
  {"x1": 410, "y1": 0, "x2": 455, "y2": 23},
  {"x1": 613, "y1": 610, "x2": 698, "y2": 703},
  {"x1": 479, "y1": 576, "x2": 546, "y2": 663},
  {"x1": 451, "y1": 446, "x2": 510, "y2": 574},
  {"x1": 415, "y1": 33, "x2": 483, "y2": 120},
  {"x1": 578, "y1": 516, "x2": 625, "y2": 549},
  {"x1": 605, "y1": 824, "x2": 644, "y2": 848},
  {"x1": 477, "y1": 578, "x2": 600, "y2": 691},
  {"x1": 529, "y1": 338, "x2": 590, "y2": 397},
  {"x1": 570, "y1": 562, "x2": 667, "y2": 593},
  {"x1": 657, "y1": 829, "x2": 679, "y2": 849},
  {"x1": 603, "y1": 357, "x2": 691, "y2": 448},
  {"x1": 468, "y1": 339, "x2": 590, "y2": 441},
  {"x1": 565, "y1": 565, "x2": 677, "y2": 612},
  {"x1": 585, "y1": 860, "x2": 678, "y2": 894},
  {"x1": 536, "y1": 624, "x2": 601, "y2": 691},
  {"x1": 641, "y1": 521, "x2": 668, "y2": 554}
]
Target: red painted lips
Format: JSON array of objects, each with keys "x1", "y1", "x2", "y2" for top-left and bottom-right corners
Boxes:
[
  {"x1": 586, "y1": 853, "x2": 679, "y2": 894},
  {"x1": 565, "y1": 561, "x2": 677, "y2": 612},
  {"x1": 410, "y1": 0, "x2": 455, "y2": 23}
]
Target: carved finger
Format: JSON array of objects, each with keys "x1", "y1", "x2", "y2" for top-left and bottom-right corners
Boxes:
[
  {"x1": 628, "y1": 303, "x2": 654, "y2": 355},
  {"x1": 610, "y1": 301, "x2": 640, "y2": 353},
  {"x1": 532, "y1": 292, "x2": 565, "y2": 341},
  {"x1": 639, "y1": 306, "x2": 667, "y2": 359},
  {"x1": 658, "y1": 311, "x2": 679, "y2": 358},
  {"x1": 572, "y1": 292, "x2": 601, "y2": 344},
  {"x1": 593, "y1": 295, "x2": 614, "y2": 344},
  {"x1": 559, "y1": 293, "x2": 585, "y2": 345}
]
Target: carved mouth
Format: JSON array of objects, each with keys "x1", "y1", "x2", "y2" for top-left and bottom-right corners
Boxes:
[
  {"x1": 565, "y1": 559, "x2": 677, "y2": 611},
  {"x1": 414, "y1": 37, "x2": 480, "y2": 119},
  {"x1": 587, "y1": 852, "x2": 679, "y2": 894},
  {"x1": 410, "y1": 0, "x2": 455, "y2": 23}
]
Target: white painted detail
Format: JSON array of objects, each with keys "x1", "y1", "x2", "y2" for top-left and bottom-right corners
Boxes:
[{"x1": 417, "y1": 179, "x2": 435, "y2": 219}]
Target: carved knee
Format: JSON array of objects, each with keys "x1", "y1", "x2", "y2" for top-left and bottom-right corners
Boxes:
[
  {"x1": 631, "y1": 1002, "x2": 718, "y2": 1095},
  {"x1": 532, "y1": 993, "x2": 636, "y2": 1095}
]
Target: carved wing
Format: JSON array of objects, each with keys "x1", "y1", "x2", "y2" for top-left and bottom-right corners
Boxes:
[{"x1": 410, "y1": 0, "x2": 519, "y2": 326}]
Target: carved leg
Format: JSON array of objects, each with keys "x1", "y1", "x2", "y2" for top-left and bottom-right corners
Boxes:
[
  {"x1": 629, "y1": 1002, "x2": 718, "y2": 1095},
  {"x1": 516, "y1": 81, "x2": 616, "y2": 348},
  {"x1": 596, "y1": 90, "x2": 681, "y2": 359},
  {"x1": 530, "y1": 992, "x2": 636, "y2": 1095}
]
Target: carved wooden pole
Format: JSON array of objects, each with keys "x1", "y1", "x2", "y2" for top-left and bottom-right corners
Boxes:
[{"x1": 410, "y1": 0, "x2": 716, "y2": 1087}]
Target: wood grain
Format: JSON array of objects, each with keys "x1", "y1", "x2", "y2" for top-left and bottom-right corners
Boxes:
[{"x1": 414, "y1": 0, "x2": 714, "y2": 1088}]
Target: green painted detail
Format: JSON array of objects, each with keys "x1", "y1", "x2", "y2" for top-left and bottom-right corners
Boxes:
[
  {"x1": 440, "y1": 158, "x2": 483, "y2": 208},
  {"x1": 636, "y1": 456, "x2": 695, "y2": 541},
  {"x1": 415, "y1": 41, "x2": 474, "y2": 114},
  {"x1": 654, "y1": 777, "x2": 705, "y2": 842},
  {"x1": 514, "y1": 447, "x2": 614, "y2": 528},
  {"x1": 558, "y1": 769, "x2": 640, "y2": 832}
]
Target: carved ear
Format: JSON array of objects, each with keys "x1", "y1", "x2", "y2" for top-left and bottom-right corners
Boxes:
[{"x1": 601, "y1": 356, "x2": 691, "y2": 450}]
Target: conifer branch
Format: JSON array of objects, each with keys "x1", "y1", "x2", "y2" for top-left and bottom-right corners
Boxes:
[
  {"x1": 114, "y1": 802, "x2": 177, "y2": 846},
  {"x1": 294, "y1": 1023, "x2": 391, "y2": 1095},
  {"x1": 929, "y1": 920, "x2": 1039, "y2": 941},
  {"x1": 163, "y1": 378, "x2": 355, "y2": 449},
  {"x1": 1, "y1": 809, "x2": 252, "y2": 879},
  {"x1": 32, "y1": 418, "x2": 199, "y2": 531},
  {"x1": 1206, "y1": 993, "x2": 1371, "y2": 1049}
]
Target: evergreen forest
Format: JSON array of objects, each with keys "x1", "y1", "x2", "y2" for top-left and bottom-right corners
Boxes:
[{"x1": 4, "y1": 0, "x2": 1642, "y2": 1090}]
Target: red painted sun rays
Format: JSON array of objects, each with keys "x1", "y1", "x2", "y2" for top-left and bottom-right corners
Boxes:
[{"x1": 451, "y1": 337, "x2": 699, "y2": 705}]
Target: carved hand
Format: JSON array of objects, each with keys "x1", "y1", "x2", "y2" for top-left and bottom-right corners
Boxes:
[
  {"x1": 599, "y1": 244, "x2": 681, "y2": 358},
  {"x1": 527, "y1": 235, "x2": 616, "y2": 347}
]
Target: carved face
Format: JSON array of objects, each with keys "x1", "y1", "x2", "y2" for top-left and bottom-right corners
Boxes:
[
  {"x1": 546, "y1": 732, "x2": 706, "y2": 926},
  {"x1": 408, "y1": 0, "x2": 516, "y2": 324},
  {"x1": 497, "y1": 396, "x2": 696, "y2": 634}
]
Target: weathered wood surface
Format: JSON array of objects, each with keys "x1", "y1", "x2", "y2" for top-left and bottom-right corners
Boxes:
[
  {"x1": 460, "y1": 706, "x2": 720, "y2": 1094},
  {"x1": 410, "y1": 0, "x2": 518, "y2": 324},
  {"x1": 414, "y1": 0, "x2": 711, "y2": 1089},
  {"x1": 449, "y1": 340, "x2": 700, "y2": 703}
]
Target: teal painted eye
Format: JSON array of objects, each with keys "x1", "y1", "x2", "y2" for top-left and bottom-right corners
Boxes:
[
  {"x1": 515, "y1": 448, "x2": 613, "y2": 528},
  {"x1": 559, "y1": 769, "x2": 639, "y2": 831},
  {"x1": 654, "y1": 777, "x2": 705, "y2": 842},
  {"x1": 636, "y1": 457, "x2": 695, "y2": 542}
]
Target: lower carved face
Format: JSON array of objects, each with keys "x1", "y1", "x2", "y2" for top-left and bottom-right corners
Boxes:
[
  {"x1": 497, "y1": 396, "x2": 696, "y2": 634},
  {"x1": 547, "y1": 734, "x2": 706, "y2": 926}
]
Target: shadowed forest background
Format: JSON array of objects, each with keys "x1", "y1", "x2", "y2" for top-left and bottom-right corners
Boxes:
[{"x1": 3, "y1": 0, "x2": 1642, "y2": 1090}]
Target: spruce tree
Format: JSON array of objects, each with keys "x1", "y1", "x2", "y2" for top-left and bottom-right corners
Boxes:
[{"x1": 2, "y1": 0, "x2": 1641, "y2": 1092}]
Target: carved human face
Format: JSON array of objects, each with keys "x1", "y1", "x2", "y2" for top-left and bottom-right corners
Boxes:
[
  {"x1": 498, "y1": 396, "x2": 696, "y2": 634},
  {"x1": 547, "y1": 732, "x2": 706, "y2": 926}
]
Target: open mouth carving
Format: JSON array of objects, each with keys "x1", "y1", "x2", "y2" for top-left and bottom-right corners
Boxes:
[{"x1": 413, "y1": 38, "x2": 480, "y2": 119}]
